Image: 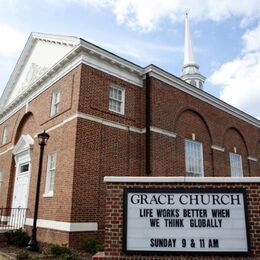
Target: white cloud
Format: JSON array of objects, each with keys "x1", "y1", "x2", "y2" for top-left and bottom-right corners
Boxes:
[
  {"x1": 46, "y1": 0, "x2": 260, "y2": 31},
  {"x1": 0, "y1": 24, "x2": 27, "y2": 55},
  {"x1": 242, "y1": 25, "x2": 260, "y2": 53},
  {"x1": 209, "y1": 24, "x2": 260, "y2": 119},
  {"x1": 100, "y1": 39, "x2": 182, "y2": 64}
]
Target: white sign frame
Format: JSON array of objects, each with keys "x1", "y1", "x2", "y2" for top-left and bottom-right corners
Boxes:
[{"x1": 123, "y1": 188, "x2": 250, "y2": 256}]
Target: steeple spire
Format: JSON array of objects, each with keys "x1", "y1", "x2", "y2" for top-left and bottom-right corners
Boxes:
[
  {"x1": 184, "y1": 11, "x2": 196, "y2": 65},
  {"x1": 181, "y1": 11, "x2": 206, "y2": 90}
]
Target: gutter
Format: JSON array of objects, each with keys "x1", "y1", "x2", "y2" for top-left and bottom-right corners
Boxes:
[{"x1": 145, "y1": 73, "x2": 151, "y2": 175}]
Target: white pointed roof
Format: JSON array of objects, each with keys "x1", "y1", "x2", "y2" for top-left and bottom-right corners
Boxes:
[
  {"x1": 13, "y1": 134, "x2": 34, "y2": 155},
  {"x1": 0, "y1": 33, "x2": 80, "y2": 110},
  {"x1": 184, "y1": 12, "x2": 196, "y2": 65}
]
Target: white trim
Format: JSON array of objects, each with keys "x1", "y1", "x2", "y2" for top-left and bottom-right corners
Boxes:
[
  {"x1": 2, "y1": 127, "x2": 8, "y2": 145},
  {"x1": 43, "y1": 114, "x2": 78, "y2": 134},
  {"x1": 25, "y1": 218, "x2": 98, "y2": 232},
  {"x1": 43, "y1": 191, "x2": 53, "y2": 198},
  {"x1": 81, "y1": 54, "x2": 142, "y2": 87},
  {"x1": 0, "y1": 146, "x2": 13, "y2": 156},
  {"x1": 0, "y1": 41, "x2": 258, "y2": 129},
  {"x1": 104, "y1": 176, "x2": 260, "y2": 183},
  {"x1": 185, "y1": 139, "x2": 204, "y2": 177},
  {"x1": 0, "y1": 216, "x2": 10, "y2": 222},
  {"x1": 44, "y1": 153, "x2": 57, "y2": 195},
  {"x1": 145, "y1": 66, "x2": 260, "y2": 128},
  {"x1": 229, "y1": 152, "x2": 243, "y2": 177},
  {"x1": 211, "y1": 145, "x2": 225, "y2": 152},
  {"x1": 109, "y1": 85, "x2": 125, "y2": 115},
  {"x1": 0, "y1": 52, "x2": 82, "y2": 124},
  {"x1": 50, "y1": 90, "x2": 60, "y2": 116},
  {"x1": 150, "y1": 126, "x2": 177, "y2": 138},
  {"x1": 76, "y1": 112, "x2": 145, "y2": 134},
  {"x1": 0, "y1": 33, "x2": 80, "y2": 110},
  {"x1": 248, "y1": 156, "x2": 258, "y2": 162}
]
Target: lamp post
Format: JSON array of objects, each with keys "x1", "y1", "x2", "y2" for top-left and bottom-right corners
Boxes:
[{"x1": 27, "y1": 131, "x2": 49, "y2": 251}]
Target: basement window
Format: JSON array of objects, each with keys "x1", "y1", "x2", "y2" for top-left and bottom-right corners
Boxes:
[
  {"x1": 185, "y1": 139, "x2": 204, "y2": 177},
  {"x1": 109, "y1": 86, "x2": 125, "y2": 115},
  {"x1": 229, "y1": 152, "x2": 243, "y2": 177}
]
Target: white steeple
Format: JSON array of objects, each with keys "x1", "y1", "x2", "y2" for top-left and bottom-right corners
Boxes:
[
  {"x1": 181, "y1": 12, "x2": 206, "y2": 90},
  {"x1": 184, "y1": 12, "x2": 196, "y2": 65}
]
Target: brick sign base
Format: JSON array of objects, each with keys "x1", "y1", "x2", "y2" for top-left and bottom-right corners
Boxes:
[{"x1": 93, "y1": 177, "x2": 260, "y2": 260}]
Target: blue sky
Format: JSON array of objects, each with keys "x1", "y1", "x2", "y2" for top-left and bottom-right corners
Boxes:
[{"x1": 0, "y1": 0, "x2": 260, "y2": 118}]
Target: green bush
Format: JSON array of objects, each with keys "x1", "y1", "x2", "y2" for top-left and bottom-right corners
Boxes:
[
  {"x1": 47, "y1": 244, "x2": 71, "y2": 256},
  {"x1": 16, "y1": 251, "x2": 30, "y2": 260},
  {"x1": 60, "y1": 253, "x2": 78, "y2": 260},
  {"x1": 4, "y1": 229, "x2": 30, "y2": 247},
  {"x1": 81, "y1": 238, "x2": 104, "y2": 253}
]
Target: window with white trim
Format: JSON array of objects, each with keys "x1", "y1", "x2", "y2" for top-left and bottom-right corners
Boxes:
[
  {"x1": 2, "y1": 127, "x2": 8, "y2": 145},
  {"x1": 44, "y1": 153, "x2": 57, "y2": 196},
  {"x1": 50, "y1": 90, "x2": 60, "y2": 116},
  {"x1": 185, "y1": 139, "x2": 204, "y2": 177},
  {"x1": 229, "y1": 152, "x2": 243, "y2": 177},
  {"x1": 109, "y1": 86, "x2": 125, "y2": 114}
]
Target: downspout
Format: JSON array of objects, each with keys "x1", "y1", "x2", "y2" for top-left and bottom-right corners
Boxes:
[{"x1": 145, "y1": 73, "x2": 151, "y2": 175}]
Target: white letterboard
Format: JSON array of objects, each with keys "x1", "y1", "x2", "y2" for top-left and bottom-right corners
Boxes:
[{"x1": 123, "y1": 189, "x2": 249, "y2": 254}]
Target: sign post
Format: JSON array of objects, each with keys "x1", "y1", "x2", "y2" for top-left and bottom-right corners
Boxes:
[{"x1": 123, "y1": 188, "x2": 249, "y2": 255}]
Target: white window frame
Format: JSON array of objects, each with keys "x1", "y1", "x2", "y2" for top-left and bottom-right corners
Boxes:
[
  {"x1": 229, "y1": 152, "x2": 243, "y2": 177},
  {"x1": 185, "y1": 139, "x2": 204, "y2": 177},
  {"x1": 109, "y1": 85, "x2": 125, "y2": 115},
  {"x1": 44, "y1": 153, "x2": 57, "y2": 197},
  {"x1": 2, "y1": 127, "x2": 8, "y2": 145},
  {"x1": 50, "y1": 90, "x2": 60, "y2": 116}
]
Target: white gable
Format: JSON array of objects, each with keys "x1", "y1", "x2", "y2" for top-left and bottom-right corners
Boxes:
[
  {"x1": 1, "y1": 33, "x2": 80, "y2": 108},
  {"x1": 13, "y1": 134, "x2": 34, "y2": 155}
]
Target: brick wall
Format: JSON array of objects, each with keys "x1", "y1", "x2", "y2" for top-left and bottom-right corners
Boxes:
[
  {"x1": 100, "y1": 178, "x2": 260, "y2": 259},
  {"x1": 0, "y1": 61, "x2": 259, "y2": 249},
  {"x1": 150, "y1": 77, "x2": 259, "y2": 177}
]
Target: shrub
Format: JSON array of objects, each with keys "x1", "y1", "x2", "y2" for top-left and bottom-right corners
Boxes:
[
  {"x1": 81, "y1": 238, "x2": 104, "y2": 253},
  {"x1": 47, "y1": 244, "x2": 71, "y2": 256},
  {"x1": 16, "y1": 251, "x2": 30, "y2": 260},
  {"x1": 4, "y1": 229, "x2": 30, "y2": 247},
  {"x1": 60, "y1": 253, "x2": 78, "y2": 260}
]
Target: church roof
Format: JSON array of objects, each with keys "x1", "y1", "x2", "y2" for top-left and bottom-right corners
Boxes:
[{"x1": 0, "y1": 32, "x2": 259, "y2": 128}]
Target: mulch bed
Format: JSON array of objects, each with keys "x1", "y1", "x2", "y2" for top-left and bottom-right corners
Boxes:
[{"x1": 0, "y1": 242, "x2": 93, "y2": 259}]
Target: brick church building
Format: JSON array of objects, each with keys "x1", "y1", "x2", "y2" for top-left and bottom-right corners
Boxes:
[{"x1": 0, "y1": 15, "x2": 259, "y2": 247}]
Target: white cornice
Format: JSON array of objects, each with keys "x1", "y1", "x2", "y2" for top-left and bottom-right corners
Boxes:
[
  {"x1": 144, "y1": 65, "x2": 260, "y2": 128},
  {"x1": 0, "y1": 35, "x2": 259, "y2": 130},
  {"x1": 104, "y1": 176, "x2": 260, "y2": 183},
  {"x1": 0, "y1": 48, "x2": 82, "y2": 124},
  {"x1": 81, "y1": 51, "x2": 142, "y2": 87},
  {"x1": 80, "y1": 40, "x2": 143, "y2": 75},
  {"x1": 0, "y1": 33, "x2": 80, "y2": 111}
]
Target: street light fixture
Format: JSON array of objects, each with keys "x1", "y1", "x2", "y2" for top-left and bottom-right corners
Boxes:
[{"x1": 27, "y1": 130, "x2": 49, "y2": 251}]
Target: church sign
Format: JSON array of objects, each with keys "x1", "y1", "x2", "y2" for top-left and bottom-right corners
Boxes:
[{"x1": 123, "y1": 188, "x2": 249, "y2": 255}]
